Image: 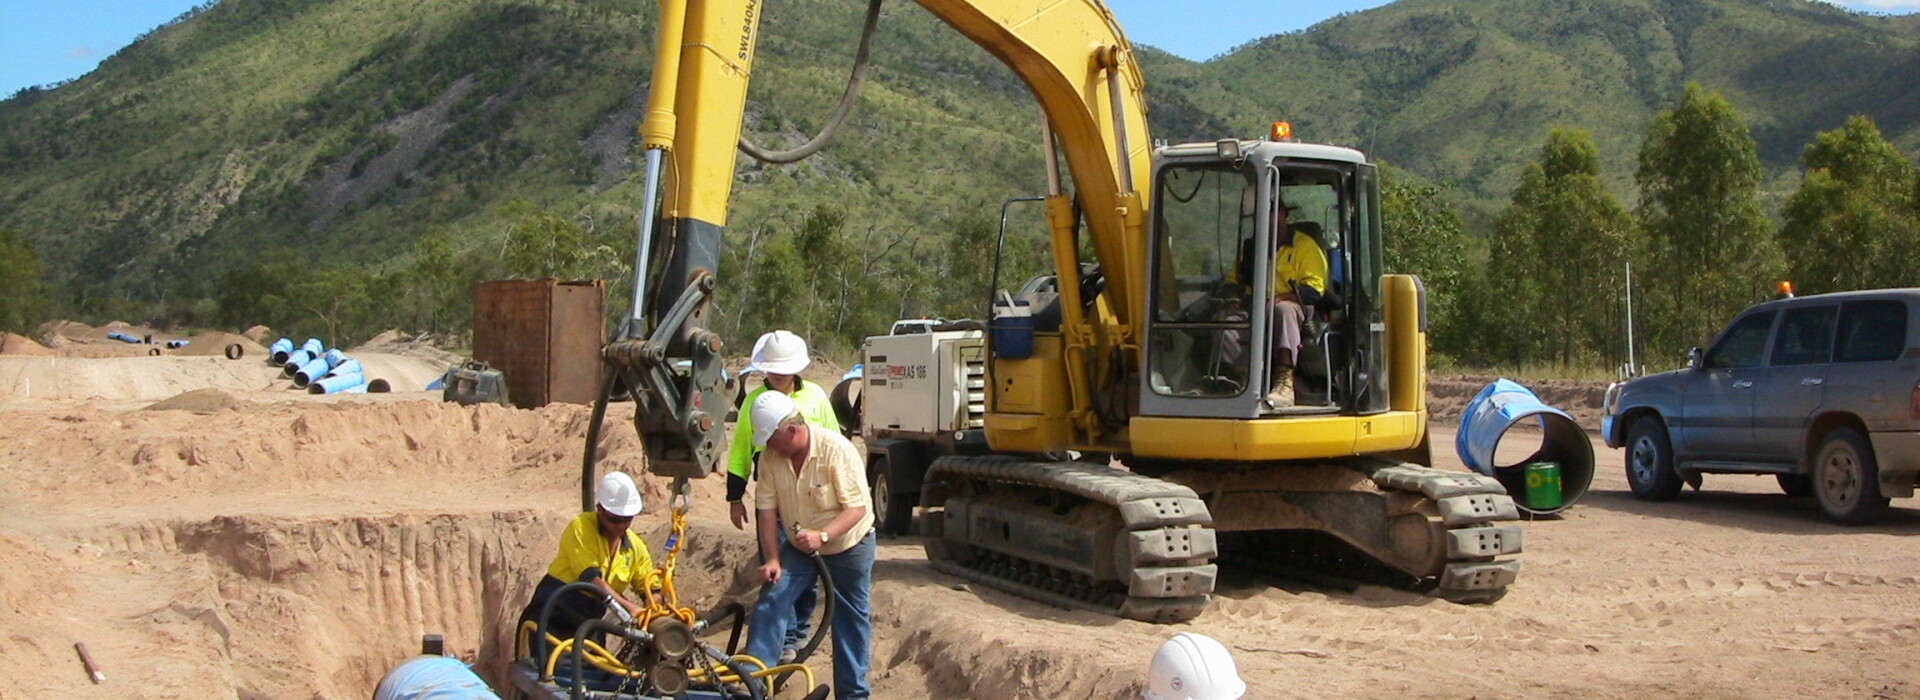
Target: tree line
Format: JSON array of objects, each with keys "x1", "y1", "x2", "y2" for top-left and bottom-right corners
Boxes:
[
  {"x1": 2, "y1": 83, "x2": 1915, "y2": 376},
  {"x1": 1401, "y1": 83, "x2": 1919, "y2": 373}
]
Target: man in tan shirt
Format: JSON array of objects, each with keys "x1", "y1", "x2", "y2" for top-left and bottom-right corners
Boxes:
[{"x1": 744, "y1": 391, "x2": 875, "y2": 700}]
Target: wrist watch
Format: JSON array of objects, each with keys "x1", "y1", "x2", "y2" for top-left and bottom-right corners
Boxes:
[{"x1": 816, "y1": 529, "x2": 831, "y2": 545}]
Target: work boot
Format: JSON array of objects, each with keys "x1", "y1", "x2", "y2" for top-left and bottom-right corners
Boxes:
[{"x1": 1264, "y1": 367, "x2": 1295, "y2": 409}]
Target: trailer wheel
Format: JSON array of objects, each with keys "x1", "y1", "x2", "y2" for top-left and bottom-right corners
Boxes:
[{"x1": 869, "y1": 455, "x2": 916, "y2": 536}]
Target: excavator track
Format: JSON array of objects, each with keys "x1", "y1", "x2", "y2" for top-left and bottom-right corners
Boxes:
[
  {"x1": 920, "y1": 457, "x2": 1524, "y2": 622},
  {"x1": 1366, "y1": 463, "x2": 1524, "y2": 603},
  {"x1": 919, "y1": 456, "x2": 1218, "y2": 623}
]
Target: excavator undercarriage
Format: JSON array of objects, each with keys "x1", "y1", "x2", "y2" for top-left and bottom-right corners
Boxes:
[{"x1": 919, "y1": 456, "x2": 1523, "y2": 623}]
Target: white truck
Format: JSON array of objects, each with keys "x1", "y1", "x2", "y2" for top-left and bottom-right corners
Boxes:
[{"x1": 838, "y1": 324, "x2": 990, "y2": 535}]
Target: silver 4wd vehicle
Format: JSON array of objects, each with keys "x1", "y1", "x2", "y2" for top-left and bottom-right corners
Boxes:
[{"x1": 1601, "y1": 289, "x2": 1920, "y2": 524}]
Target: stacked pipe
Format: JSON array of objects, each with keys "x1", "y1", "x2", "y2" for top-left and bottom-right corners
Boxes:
[{"x1": 260, "y1": 336, "x2": 395, "y2": 394}]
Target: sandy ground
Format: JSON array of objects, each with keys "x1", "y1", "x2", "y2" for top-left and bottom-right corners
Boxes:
[{"x1": 0, "y1": 358, "x2": 1915, "y2": 699}]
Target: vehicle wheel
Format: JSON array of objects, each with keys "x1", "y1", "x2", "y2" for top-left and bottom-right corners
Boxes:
[
  {"x1": 870, "y1": 456, "x2": 916, "y2": 536},
  {"x1": 1776, "y1": 474, "x2": 1815, "y2": 498},
  {"x1": 1625, "y1": 415, "x2": 1683, "y2": 501},
  {"x1": 1812, "y1": 427, "x2": 1888, "y2": 525}
]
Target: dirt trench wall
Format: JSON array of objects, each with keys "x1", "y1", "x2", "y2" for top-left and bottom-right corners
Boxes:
[{"x1": 67, "y1": 512, "x2": 565, "y2": 699}]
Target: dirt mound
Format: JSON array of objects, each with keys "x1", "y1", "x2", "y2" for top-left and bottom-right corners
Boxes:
[
  {"x1": 144, "y1": 388, "x2": 240, "y2": 412},
  {"x1": 353, "y1": 329, "x2": 465, "y2": 367},
  {"x1": 242, "y1": 325, "x2": 273, "y2": 342},
  {"x1": 0, "y1": 355, "x2": 281, "y2": 401},
  {"x1": 349, "y1": 352, "x2": 455, "y2": 392},
  {"x1": 174, "y1": 331, "x2": 268, "y2": 358},
  {"x1": 1427, "y1": 374, "x2": 1608, "y2": 429},
  {"x1": 43, "y1": 320, "x2": 109, "y2": 340},
  {"x1": 0, "y1": 332, "x2": 55, "y2": 356}
]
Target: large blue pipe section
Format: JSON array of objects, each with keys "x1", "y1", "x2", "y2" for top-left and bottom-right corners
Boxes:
[
  {"x1": 308, "y1": 372, "x2": 367, "y2": 394},
  {"x1": 372, "y1": 655, "x2": 500, "y2": 700},
  {"x1": 107, "y1": 331, "x2": 142, "y2": 343},
  {"x1": 1456, "y1": 378, "x2": 1596, "y2": 515},
  {"x1": 292, "y1": 356, "x2": 334, "y2": 388},
  {"x1": 294, "y1": 350, "x2": 356, "y2": 388},
  {"x1": 281, "y1": 350, "x2": 315, "y2": 376}
]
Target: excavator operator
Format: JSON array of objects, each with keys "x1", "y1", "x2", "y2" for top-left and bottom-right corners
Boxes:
[{"x1": 1265, "y1": 203, "x2": 1330, "y2": 409}]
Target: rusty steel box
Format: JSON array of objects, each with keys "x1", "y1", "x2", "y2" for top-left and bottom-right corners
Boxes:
[{"x1": 473, "y1": 279, "x2": 606, "y2": 408}]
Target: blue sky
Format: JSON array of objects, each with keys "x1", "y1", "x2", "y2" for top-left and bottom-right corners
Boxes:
[{"x1": 4, "y1": 0, "x2": 1918, "y2": 97}]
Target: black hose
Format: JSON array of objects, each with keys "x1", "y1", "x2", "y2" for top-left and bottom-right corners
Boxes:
[
  {"x1": 580, "y1": 367, "x2": 621, "y2": 513},
  {"x1": 775, "y1": 549, "x2": 835, "y2": 688},
  {"x1": 569, "y1": 618, "x2": 649, "y2": 700},
  {"x1": 697, "y1": 601, "x2": 750, "y2": 656},
  {"x1": 737, "y1": 0, "x2": 885, "y2": 164},
  {"x1": 535, "y1": 581, "x2": 612, "y2": 674}
]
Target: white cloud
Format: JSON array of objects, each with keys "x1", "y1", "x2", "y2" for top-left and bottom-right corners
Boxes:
[{"x1": 66, "y1": 46, "x2": 95, "y2": 60}]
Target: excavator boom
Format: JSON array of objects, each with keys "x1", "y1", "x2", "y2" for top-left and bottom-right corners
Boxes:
[{"x1": 613, "y1": 0, "x2": 1524, "y2": 623}]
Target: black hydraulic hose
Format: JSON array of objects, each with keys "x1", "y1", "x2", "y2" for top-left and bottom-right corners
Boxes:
[
  {"x1": 737, "y1": 0, "x2": 884, "y2": 164},
  {"x1": 569, "y1": 618, "x2": 650, "y2": 700},
  {"x1": 777, "y1": 550, "x2": 836, "y2": 687},
  {"x1": 697, "y1": 601, "x2": 750, "y2": 656},
  {"x1": 580, "y1": 367, "x2": 621, "y2": 513},
  {"x1": 536, "y1": 581, "x2": 612, "y2": 674}
]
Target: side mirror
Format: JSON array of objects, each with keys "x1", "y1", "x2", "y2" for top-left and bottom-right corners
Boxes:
[{"x1": 1686, "y1": 347, "x2": 1704, "y2": 370}]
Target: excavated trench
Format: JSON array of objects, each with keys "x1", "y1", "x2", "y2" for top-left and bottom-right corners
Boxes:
[
  {"x1": 0, "y1": 396, "x2": 1150, "y2": 698},
  {"x1": 59, "y1": 512, "x2": 1132, "y2": 699}
]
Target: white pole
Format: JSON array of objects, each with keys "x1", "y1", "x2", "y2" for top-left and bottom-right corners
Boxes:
[{"x1": 1625, "y1": 261, "x2": 1636, "y2": 377}]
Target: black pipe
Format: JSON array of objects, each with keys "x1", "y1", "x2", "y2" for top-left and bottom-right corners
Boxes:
[
  {"x1": 776, "y1": 549, "x2": 836, "y2": 688},
  {"x1": 569, "y1": 618, "x2": 648, "y2": 700},
  {"x1": 535, "y1": 580, "x2": 612, "y2": 674},
  {"x1": 697, "y1": 601, "x2": 749, "y2": 656},
  {"x1": 580, "y1": 367, "x2": 621, "y2": 513}
]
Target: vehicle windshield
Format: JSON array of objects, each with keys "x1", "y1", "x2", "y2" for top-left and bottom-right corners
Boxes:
[{"x1": 1148, "y1": 162, "x2": 1256, "y2": 397}]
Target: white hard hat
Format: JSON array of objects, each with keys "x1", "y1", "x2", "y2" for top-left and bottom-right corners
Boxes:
[
  {"x1": 750, "y1": 390, "x2": 798, "y2": 448},
  {"x1": 750, "y1": 330, "x2": 811, "y2": 376},
  {"x1": 1144, "y1": 632, "x2": 1246, "y2": 700},
  {"x1": 596, "y1": 472, "x2": 644, "y2": 517}
]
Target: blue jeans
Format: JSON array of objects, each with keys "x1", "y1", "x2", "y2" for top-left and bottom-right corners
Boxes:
[
  {"x1": 777, "y1": 527, "x2": 818, "y2": 652},
  {"x1": 746, "y1": 530, "x2": 874, "y2": 700}
]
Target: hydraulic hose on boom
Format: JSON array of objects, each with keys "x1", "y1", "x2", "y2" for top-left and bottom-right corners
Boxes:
[{"x1": 612, "y1": 0, "x2": 1153, "y2": 488}]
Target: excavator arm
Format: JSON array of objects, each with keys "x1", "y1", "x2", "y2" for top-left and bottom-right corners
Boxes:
[{"x1": 623, "y1": 0, "x2": 1154, "y2": 481}]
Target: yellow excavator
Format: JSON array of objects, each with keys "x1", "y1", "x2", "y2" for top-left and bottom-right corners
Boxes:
[{"x1": 605, "y1": 0, "x2": 1524, "y2": 628}]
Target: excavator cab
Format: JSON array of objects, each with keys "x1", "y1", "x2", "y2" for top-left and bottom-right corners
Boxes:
[{"x1": 1140, "y1": 139, "x2": 1387, "y2": 420}]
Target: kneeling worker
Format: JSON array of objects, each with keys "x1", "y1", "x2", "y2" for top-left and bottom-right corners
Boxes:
[{"x1": 519, "y1": 472, "x2": 654, "y2": 640}]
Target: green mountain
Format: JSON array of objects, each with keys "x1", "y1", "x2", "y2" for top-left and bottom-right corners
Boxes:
[
  {"x1": 1146, "y1": 0, "x2": 1920, "y2": 210},
  {"x1": 1, "y1": 0, "x2": 1915, "y2": 319}
]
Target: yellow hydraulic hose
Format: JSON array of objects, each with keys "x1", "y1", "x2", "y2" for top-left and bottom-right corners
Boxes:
[{"x1": 528, "y1": 503, "x2": 821, "y2": 694}]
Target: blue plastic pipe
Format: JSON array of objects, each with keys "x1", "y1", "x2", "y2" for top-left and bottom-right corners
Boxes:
[
  {"x1": 281, "y1": 349, "x2": 314, "y2": 375},
  {"x1": 371, "y1": 655, "x2": 500, "y2": 700},
  {"x1": 106, "y1": 331, "x2": 141, "y2": 343},
  {"x1": 1455, "y1": 378, "x2": 1596, "y2": 515},
  {"x1": 300, "y1": 338, "x2": 325, "y2": 357},
  {"x1": 308, "y1": 372, "x2": 367, "y2": 394},
  {"x1": 166, "y1": 339, "x2": 190, "y2": 349},
  {"x1": 322, "y1": 348, "x2": 348, "y2": 368},
  {"x1": 270, "y1": 338, "x2": 295, "y2": 365},
  {"x1": 293, "y1": 356, "x2": 335, "y2": 388},
  {"x1": 326, "y1": 359, "x2": 363, "y2": 378}
]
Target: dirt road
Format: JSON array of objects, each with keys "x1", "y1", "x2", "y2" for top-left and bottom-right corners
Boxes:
[{"x1": 0, "y1": 375, "x2": 1914, "y2": 699}]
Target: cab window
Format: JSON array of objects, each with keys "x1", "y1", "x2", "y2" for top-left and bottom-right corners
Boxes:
[
  {"x1": 1768, "y1": 306, "x2": 1836, "y2": 366},
  {"x1": 1705, "y1": 310, "x2": 1776, "y2": 369}
]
